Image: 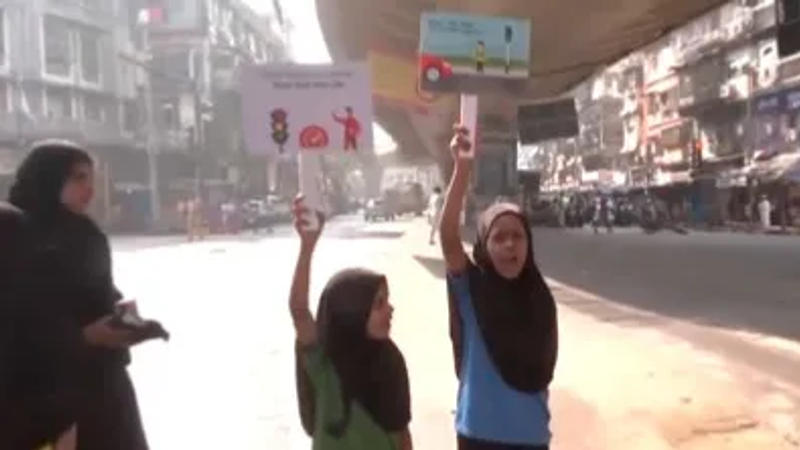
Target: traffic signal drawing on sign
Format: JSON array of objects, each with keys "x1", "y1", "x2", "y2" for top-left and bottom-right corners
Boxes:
[{"x1": 270, "y1": 108, "x2": 290, "y2": 153}]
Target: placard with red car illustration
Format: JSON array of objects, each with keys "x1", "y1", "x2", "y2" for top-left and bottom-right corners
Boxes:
[{"x1": 240, "y1": 63, "x2": 374, "y2": 155}]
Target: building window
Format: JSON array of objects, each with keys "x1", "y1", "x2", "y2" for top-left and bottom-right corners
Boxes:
[
  {"x1": 44, "y1": 16, "x2": 72, "y2": 78},
  {"x1": 153, "y1": 51, "x2": 191, "y2": 79},
  {"x1": 46, "y1": 87, "x2": 73, "y2": 119},
  {"x1": 783, "y1": 0, "x2": 800, "y2": 23},
  {"x1": 0, "y1": 8, "x2": 7, "y2": 68},
  {"x1": 172, "y1": 0, "x2": 186, "y2": 13},
  {"x1": 43, "y1": 16, "x2": 103, "y2": 84},
  {"x1": 122, "y1": 99, "x2": 139, "y2": 133},
  {"x1": 80, "y1": 30, "x2": 101, "y2": 84},
  {"x1": 83, "y1": 94, "x2": 106, "y2": 122},
  {"x1": 0, "y1": 81, "x2": 9, "y2": 113},
  {"x1": 23, "y1": 86, "x2": 43, "y2": 117},
  {"x1": 161, "y1": 99, "x2": 178, "y2": 129},
  {"x1": 80, "y1": 0, "x2": 101, "y2": 10}
]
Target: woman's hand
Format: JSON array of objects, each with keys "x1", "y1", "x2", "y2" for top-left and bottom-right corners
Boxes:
[
  {"x1": 82, "y1": 316, "x2": 138, "y2": 349},
  {"x1": 292, "y1": 195, "x2": 324, "y2": 251},
  {"x1": 449, "y1": 125, "x2": 474, "y2": 164}
]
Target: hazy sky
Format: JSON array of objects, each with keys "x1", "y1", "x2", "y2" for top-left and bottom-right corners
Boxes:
[{"x1": 244, "y1": 0, "x2": 396, "y2": 153}]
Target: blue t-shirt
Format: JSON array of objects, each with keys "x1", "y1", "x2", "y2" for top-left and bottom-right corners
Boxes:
[{"x1": 448, "y1": 272, "x2": 551, "y2": 446}]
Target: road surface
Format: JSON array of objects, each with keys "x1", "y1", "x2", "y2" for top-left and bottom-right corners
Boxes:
[
  {"x1": 108, "y1": 219, "x2": 800, "y2": 449},
  {"x1": 533, "y1": 227, "x2": 800, "y2": 392}
]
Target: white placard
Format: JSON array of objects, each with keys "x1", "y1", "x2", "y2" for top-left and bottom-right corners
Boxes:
[
  {"x1": 298, "y1": 151, "x2": 324, "y2": 230},
  {"x1": 460, "y1": 94, "x2": 478, "y2": 158},
  {"x1": 241, "y1": 63, "x2": 374, "y2": 155}
]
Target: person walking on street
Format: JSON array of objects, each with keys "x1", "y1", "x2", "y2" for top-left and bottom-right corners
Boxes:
[
  {"x1": 8, "y1": 141, "x2": 152, "y2": 450},
  {"x1": 438, "y1": 127, "x2": 558, "y2": 450},
  {"x1": 289, "y1": 197, "x2": 413, "y2": 450},
  {"x1": 592, "y1": 197, "x2": 602, "y2": 234},
  {"x1": 759, "y1": 195, "x2": 772, "y2": 230},
  {"x1": 428, "y1": 186, "x2": 445, "y2": 245}
]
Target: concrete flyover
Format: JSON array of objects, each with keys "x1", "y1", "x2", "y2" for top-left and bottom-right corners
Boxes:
[{"x1": 316, "y1": 0, "x2": 730, "y2": 168}]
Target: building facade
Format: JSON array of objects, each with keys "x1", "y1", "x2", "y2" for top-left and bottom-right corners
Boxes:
[
  {"x1": 538, "y1": 0, "x2": 800, "y2": 226},
  {"x1": 130, "y1": 0, "x2": 290, "y2": 230},
  {"x1": 0, "y1": 0, "x2": 145, "y2": 222},
  {"x1": 0, "y1": 0, "x2": 290, "y2": 231}
]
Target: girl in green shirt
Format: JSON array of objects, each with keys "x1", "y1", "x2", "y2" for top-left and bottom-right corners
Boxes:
[{"x1": 289, "y1": 196, "x2": 413, "y2": 450}]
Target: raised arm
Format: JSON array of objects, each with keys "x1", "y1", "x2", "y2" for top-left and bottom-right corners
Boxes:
[
  {"x1": 289, "y1": 196, "x2": 322, "y2": 347},
  {"x1": 439, "y1": 127, "x2": 473, "y2": 274}
]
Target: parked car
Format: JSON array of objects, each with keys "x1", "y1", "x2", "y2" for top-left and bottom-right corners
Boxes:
[
  {"x1": 265, "y1": 195, "x2": 292, "y2": 223},
  {"x1": 242, "y1": 200, "x2": 272, "y2": 232},
  {"x1": 242, "y1": 197, "x2": 291, "y2": 232},
  {"x1": 364, "y1": 198, "x2": 395, "y2": 222}
]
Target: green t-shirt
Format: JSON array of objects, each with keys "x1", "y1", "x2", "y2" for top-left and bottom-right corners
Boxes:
[{"x1": 302, "y1": 345, "x2": 401, "y2": 450}]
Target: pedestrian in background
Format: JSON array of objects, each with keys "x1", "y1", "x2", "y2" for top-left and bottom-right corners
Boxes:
[
  {"x1": 289, "y1": 196, "x2": 412, "y2": 450},
  {"x1": 759, "y1": 195, "x2": 772, "y2": 230},
  {"x1": 428, "y1": 186, "x2": 444, "y2": 245},
  {"x1": 439, "y1": 127, "x2": 558, "y2": 450},
  {"x1": 8, "y1": 141, "x2": 151, "y2": 450}
]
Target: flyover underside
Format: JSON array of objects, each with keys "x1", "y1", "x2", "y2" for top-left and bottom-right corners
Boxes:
[{"x1": 316, "y1": 0, "x2": 729, "y2": 165}]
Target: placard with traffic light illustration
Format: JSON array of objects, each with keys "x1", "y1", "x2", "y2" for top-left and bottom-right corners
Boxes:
[
  {"x1": 419, "y1": 12, "x2": 531, "y2": 94},
  {"x1": 240, "y1": 63, "x2": 375, "y2": 155}
]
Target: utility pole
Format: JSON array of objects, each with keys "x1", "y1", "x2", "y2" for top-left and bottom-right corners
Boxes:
[{"x1": 142, "y1": 24, "x2": 161, "y2": 229}]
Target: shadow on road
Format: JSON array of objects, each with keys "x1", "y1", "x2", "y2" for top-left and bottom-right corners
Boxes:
[
  {"x1": 412, "y1": 255, "x2": 447, "y2": 279},
  {"x1": 333, "y1": 230, "x2": 406, "y2": 240}
]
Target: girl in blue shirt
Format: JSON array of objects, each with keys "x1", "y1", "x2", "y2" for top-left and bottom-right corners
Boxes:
[{"x1": 439, "y1": 127, "x2": 558, "y2": 450}]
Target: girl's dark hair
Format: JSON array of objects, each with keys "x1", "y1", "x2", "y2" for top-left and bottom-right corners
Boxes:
[
  {"x1": 296, "y1": 269, "x2": 410, "y2": 438},
  {"x1": 9, "y1": 141, "x2": 92, "y2": 219}
]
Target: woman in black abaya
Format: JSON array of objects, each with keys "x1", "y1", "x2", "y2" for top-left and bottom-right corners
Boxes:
[{"x1": 9, "y1": 141, "x2": 149, "y2": 450}]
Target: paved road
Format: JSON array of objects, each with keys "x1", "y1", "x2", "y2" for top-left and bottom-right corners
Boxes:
[
  {"x1": 532, "y1": 227, "x2": 800, "y2": 341},
  {"x1": 111, "y1": 217, "x2": 418, "y2": 450},
  {"x1": 108, "y1": 220, "x2": 800, "y2": 449},
  {"x1": 533, "y1": 227, "x2": 800, "y2": 390}
]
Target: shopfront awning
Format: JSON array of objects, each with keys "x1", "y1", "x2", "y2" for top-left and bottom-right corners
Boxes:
[{"x1": 749, "y1": 151, "x2": 800, "y2": 183}]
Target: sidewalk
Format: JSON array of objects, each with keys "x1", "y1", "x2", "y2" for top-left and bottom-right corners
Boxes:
[{"x1": 381, "y1": 219, "x2": 800, "y2": 450}]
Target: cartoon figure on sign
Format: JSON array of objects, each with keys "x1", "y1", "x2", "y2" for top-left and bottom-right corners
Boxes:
[
  {"x1": 332, "y1": 107, "x2": 362, "y2": 151},
  {"x1": 474, "y1": 40, "x2": 487, "y2": 73},
  {"x1": 270, "y1": 108, "x2": 289, "y2": 153}
]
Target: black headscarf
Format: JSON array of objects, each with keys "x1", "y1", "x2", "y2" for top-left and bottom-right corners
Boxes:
[
  {"x1": 296, "y1": 269, "x2": 411, "y2": 437},
  {"x1": 9, "y1": 140, "x2": 92, "y2": 222},
  {"x1": 5, "y1": 143, "x2": 149, "y2": 449},
  {"x1": 448, "y1": 203, "x2": 558, "y2": 393},
  {"x1": 8, "y1": 140, "x2": 127, "y2": 362}
]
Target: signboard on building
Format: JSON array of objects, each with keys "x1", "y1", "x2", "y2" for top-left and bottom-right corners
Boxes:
[
  {"x1": 517, "y1": 99, "x2": 579, "y2": 144},
  {"x1": 240, "y1": 63, "x2": 374, "y2": 155},
  {"x1": 755, "y1": 93, "x2": 782, "y2": 114},
  {"x1": 419, "y1": 12, "x2": 531, "y2": 93},
  {"x1": 786, "y1": 88, "x2": 800, "y2": 111}
]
